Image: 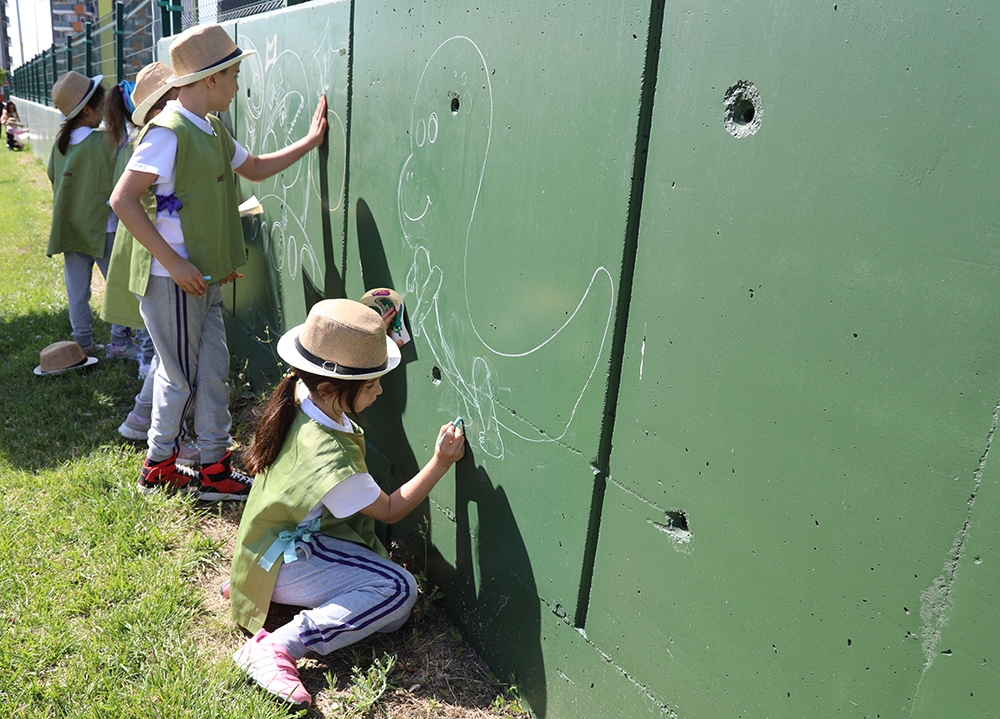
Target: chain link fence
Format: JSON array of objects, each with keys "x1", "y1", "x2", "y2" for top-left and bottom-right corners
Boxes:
[{"x1": 10, "y1": 0, "x2": 288, "y2": 106}]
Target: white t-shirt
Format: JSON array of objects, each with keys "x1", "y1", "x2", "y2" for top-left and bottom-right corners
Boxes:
[
  {"x1": 125, "y1": 100, "x2": 249, "y2": 276},
  {"x1": 71, "y1": 126, "x2": 118, "y2": 233},
  {"x1": 296, "y1": 392, "x2": 382, "y2": 525}
]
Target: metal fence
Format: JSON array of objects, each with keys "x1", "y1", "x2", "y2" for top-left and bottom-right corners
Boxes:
[{"x1": 10, "y1": 0, "x2": 287, "y2": 107}]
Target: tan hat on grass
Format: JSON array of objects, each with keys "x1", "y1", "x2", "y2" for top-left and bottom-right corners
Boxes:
[
  {"x1": 34, "y1": 341, "x2": 99, "y2": 377},
  {"x1": 167, "y1": 24, "x2": 256, "y2": 87},
  {"x1": 277, "y1": 299, "x2": 401, "y2": 380},
  {"x1": 52, "y1": 71, "x2": 104, "y2": 120},
  {"x1": 131, "y1": 62, "x2": 175, "y2": 126}
]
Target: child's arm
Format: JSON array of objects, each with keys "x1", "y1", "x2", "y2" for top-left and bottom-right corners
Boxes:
[
  {"x1": 110, "y1": 169, "x2": 208, "y2": 297},
  {"x1": 360, "y1": 421, "x2": 466, "y2": 524},
  {"x1": 234, "y1": 95, "x2": 328, "y2": 183}
]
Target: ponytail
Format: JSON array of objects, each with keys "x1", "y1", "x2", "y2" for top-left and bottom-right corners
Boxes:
[
  {"x1": 242, "y1": 368, "x2": 371, "y2": 475},
  {"x1": 243, "y1": 374, "x2": 299, "y2": 476},
  {"x1": 104, "y1": 82, "x2": 134, "y2": 151},
  {"x1": 56, "y1": 83, "x2": 106, "y2": 155}
]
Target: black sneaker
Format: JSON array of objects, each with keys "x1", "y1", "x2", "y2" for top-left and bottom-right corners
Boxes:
[
  {"x1": 138, "y1": 454, "x2": 198, "y2": 494},
  {"x1": 195, "y1": 452, "x2": 253, "y2": 502}
]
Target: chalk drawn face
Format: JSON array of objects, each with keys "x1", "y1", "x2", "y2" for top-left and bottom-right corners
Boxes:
[{"x1": 399, "y1": 37, "x2": 493, "y2": 246}]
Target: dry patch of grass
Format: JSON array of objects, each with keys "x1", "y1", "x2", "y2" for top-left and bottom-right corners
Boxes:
[{"x1": 187, "y1": 400, "x2": 529, "y2": 719}]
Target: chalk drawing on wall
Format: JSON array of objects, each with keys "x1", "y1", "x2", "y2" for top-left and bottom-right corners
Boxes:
[
  {"x1": 236, "y1": 24, "x2": 349, "y2": 336},
  {"x1": 397, "y1": 36, "x2": 615, "y2": 460}
]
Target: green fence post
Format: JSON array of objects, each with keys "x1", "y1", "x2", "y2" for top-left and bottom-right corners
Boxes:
[
  {"x1": 85, "y1": 22, "x2": 94, "y2": 78},
  {"x1": 66, "y1": 35, "x2": 74, "y2": 74},
  {"x1": 115, "y1": 2, "x2": 125, "y2": 85},
  {"x1": 50, "y1": 45, "x2": 58, "y2": 103},
  {"x1": 157, "y1": 0, "x2": 183, "y2": 38}
]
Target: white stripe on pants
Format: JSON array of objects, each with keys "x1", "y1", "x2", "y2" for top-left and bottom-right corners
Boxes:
[{"x1": 269, "y1": 535, "x2": 417, "y2": 660}]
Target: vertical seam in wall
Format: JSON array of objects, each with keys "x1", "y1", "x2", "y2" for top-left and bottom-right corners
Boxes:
[
  {"x1": 339, "y1": 0, "x2": 356, "y2": 290},
  {"x1": 574, "y1": 0, "x2": 666, "y2": 630}
]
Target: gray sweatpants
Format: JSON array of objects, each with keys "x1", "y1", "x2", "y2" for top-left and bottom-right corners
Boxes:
[
  {"x1": 63, "y1": 231, "x2": 130, "y2": 349},
  {"x1": 269, "y1": 534, "x2": 417, "y2": 659},
  {"x1": 138, "y1": 276, "x2": 231, "y2": 464}
]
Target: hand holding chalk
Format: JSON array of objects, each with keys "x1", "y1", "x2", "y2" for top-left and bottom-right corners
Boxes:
[{"x1": 434, "y1": 416, "x2": 466, "y2": 463}]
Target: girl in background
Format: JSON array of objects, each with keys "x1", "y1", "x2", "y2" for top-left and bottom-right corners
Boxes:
[
  {"x1": 3, "y1": 101, "x2": 26, "y2": 150},
  {"x1": 47, "y1": 71, "x2": 138, "y2": 358}
]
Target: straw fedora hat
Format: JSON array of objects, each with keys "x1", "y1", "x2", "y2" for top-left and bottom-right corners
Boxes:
[
  {"x1": 167, "y1": 24, "x2": 256, "y2": 87},
  {"x1": 34, "y1": 341, "x2": 98, "y2": 376},
  {"x1": 131, "y1": 62, "x2": 175, "y2": 126},
  {"x1": 52, "y1": 71, "x2": 103, "y2": 120},
  {"x1": 277, "y1": 299, "x2": 401, "y2": 380}
]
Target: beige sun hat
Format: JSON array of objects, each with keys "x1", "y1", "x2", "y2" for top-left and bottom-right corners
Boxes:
[
  {"x1": 52, "y1": 71, "x2": 104, "y2": 120},
  {"x1": 167, "y1": 24, "x2": 256, "y2": 87},
  {"x1": 131, "y1": 62, "x2": 175, "y2": 126},
  {"x1": 34, "y1": 341, "x2": 99, "y2": 376},
  {"x1": 277, "y1": 299, "x2": 401, "y2": 380}
]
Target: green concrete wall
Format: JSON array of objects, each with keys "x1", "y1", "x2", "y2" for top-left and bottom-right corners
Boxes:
[{"x1": 21, "y1": 1, "x2": 999, "y2": 716}]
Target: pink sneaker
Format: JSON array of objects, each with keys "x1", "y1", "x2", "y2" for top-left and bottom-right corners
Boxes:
[{"x1": 233, "y1": 629, "x2": 311, "y2": 708}]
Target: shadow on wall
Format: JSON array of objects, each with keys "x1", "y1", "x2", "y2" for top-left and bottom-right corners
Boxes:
[
  {"x1": 354, "y1": 197, "x2": 546, "y2": 715},
  {"x1": 433, "y1": 448, "x2": 547, "y2": 718},
  {"x1": 354, "y1": 196, "x2": 427, "y2": 552}
]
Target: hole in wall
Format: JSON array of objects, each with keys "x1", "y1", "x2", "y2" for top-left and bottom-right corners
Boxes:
[
  {"x1": 665, "y1": 510, "x2": 689, "y2": 532},
  {"x1": 723, "y1": 80, "x2": 762, "y2": 138},
  {"x1": 451, "y1": 96, "x2": 460, "y2": 114},
  {"x1": 431, "y1": 366, "x2": 442, "y2": 385}
]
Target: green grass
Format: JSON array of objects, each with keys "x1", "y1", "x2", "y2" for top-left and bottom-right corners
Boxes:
[{"x1": 0, "y1": 146, "x2": 296, "y2": 718}]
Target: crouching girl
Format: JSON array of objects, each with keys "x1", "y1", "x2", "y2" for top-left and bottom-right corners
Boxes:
[{"x1": 230, "y1": 298, "x2": 464, "y2": 708}]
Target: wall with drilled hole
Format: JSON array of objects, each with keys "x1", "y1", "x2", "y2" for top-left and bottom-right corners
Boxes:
[{"x1": 23, "y1": 1, "x2": 1000, "y2": 716}]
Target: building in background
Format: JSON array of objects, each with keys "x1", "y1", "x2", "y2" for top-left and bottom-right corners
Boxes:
[
  {"x1": 1, "y1": 0, "x2": 12, "y2": 73},
  {"x1": 50, "y1": 1, "x2": 97, "y2": 46}
]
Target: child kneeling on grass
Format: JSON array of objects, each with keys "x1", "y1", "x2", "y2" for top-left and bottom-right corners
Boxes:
[
  {"x1": 111, "y1": 24, "x2": 327, "y2": 501},
  {"x1": 228, "y1": 299, "x2": 465, "y2": 708}
]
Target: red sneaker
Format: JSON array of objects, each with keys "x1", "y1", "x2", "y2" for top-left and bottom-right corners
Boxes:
[
  {"x1": 137, "y1": 454, "x2": 197, "y2": 494},
  {"x1": 195, "y1": 451, "x2": 253, "y2": 502}
]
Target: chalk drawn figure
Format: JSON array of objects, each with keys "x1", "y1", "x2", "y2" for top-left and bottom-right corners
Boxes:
[
  {"x1": 235, "y1": 25, "x2": 349, "y2": 336},
  {"x1": 398, "y1": 36, "x2": 615, "y2": 460}
]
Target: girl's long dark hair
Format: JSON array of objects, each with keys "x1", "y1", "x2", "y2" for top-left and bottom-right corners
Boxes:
[
  {"x1": 56, "y1": 83, "x2": 106, "y2": 155},
  {"x1": 105, "y1": 84, "x2": 176, "y2": 151},
  {"x1": 242, "y1": 369, "x2": 369, "y2": 476},
  {"x1": 103, "y1": 83, "x2": 132, "y2": 150}
]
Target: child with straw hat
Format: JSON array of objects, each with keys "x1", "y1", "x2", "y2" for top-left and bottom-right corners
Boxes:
[
  {"x1": 228, "y1": 299, "x2": 465, "y2": 708},
  {"x1": 110, "y1": 24, "x2": 328, "y2": 500},
  {"x1": 101, "y1": 62, "x2": 209, "y2": 467},
  {"x1": 47, "y1": 71, "x2": 137, "y2": 359}
]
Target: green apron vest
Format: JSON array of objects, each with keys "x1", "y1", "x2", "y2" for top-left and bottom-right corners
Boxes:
[
  {"x1": 101, "y1": 144, "x2": 155, "y2": 328},
  {"x1": 46, "y1": 130, "x2": 116, "y2": 258},
  {"x1": 128, "y1": 110, "x2": 245, "y2": 296},
  {"x1": 230, "y1": 411, "x2": 387, "y2": 633}
]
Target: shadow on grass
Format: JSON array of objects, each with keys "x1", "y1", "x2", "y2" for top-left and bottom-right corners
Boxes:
[{"x1": 0, "y1": 309, "x2": 147, "y2": 472}]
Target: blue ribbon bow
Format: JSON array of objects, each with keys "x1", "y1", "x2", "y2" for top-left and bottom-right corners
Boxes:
[
  {"x1": 258, "y1": 518, "x2": 322, "y2": 571},
  {"x1": 155, "y1": 193, "x2": 183, "y2": 215}
]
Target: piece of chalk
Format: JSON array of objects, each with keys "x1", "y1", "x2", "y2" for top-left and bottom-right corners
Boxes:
[
  {"x1": 203, "y1": 275, "x2": 212, "y2": 280},
  {"x1": 437, "y1": 416, "x2": 464, "y2": 446}
]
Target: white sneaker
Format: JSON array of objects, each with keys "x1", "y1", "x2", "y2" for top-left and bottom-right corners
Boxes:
[{"x1": 118, "y1": 412, "x2": 150, "y2": 441}]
